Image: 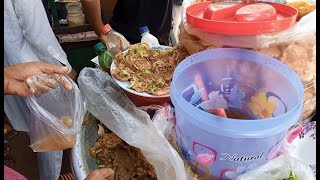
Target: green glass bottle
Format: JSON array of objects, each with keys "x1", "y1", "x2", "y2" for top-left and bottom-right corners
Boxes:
[{"x1": 93, "y1": 42, "x2": 115, "y2": 71}]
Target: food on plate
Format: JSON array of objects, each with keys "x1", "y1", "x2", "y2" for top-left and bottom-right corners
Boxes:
[
  {"x1": 286, "y1": 1, "x2": 316, "y2": 21},
  {"x1": 111, "y1": 43, "x2": 189, "y2": 96},
  {"x1": 235, "y1": 3, "x2": 277, "y2": 22},
  {"x1": 90, "y1": 127, "x2": 157, "y2": 179}
]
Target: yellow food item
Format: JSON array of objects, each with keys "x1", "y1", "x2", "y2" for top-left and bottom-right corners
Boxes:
[
  {"x1": 286, "y1": 1, "x2": 316, "y2": 21},
  {"x1": 90, "y1": 131, "x2": 157, "y2": 179}
]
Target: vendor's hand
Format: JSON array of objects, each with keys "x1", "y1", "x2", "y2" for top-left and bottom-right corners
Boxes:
[
  {"x1": 4, "y1": 61, "x2": 72, "y2": 97},
  {"x1": 26, "y1": 73, "x2": 72, "y2": 95},
  {"x1": 98, "y1": 33, "x2": 130, "y2": 54},
  {"x1": 99, "y1": 34, "x2": 108, "y2": 47},
  {"x1": 85, "y1": 168, "x2": 115, "y2": 180}
]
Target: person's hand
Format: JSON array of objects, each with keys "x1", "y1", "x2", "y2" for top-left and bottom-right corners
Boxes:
[
  {"x1": 98, "y1": 33, "x2": 130, "y2": 54},
  {"x1": 85, "y1": 168, "x2": 115, "y2": 180},
  {"x1": 98, "y1": 34, "x2": 108, "y2": 47},
  {"x1": 4, "y1": 61, "x2": 72, "y2": 97},
  {"x1": 26, "y1": 73, "x2": 72, "y2": 95}
]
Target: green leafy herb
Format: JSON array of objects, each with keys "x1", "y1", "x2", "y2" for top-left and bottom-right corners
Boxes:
[
  {"x1": 277, "y1": 170, "x2": 298, "y2": 180},
  {"x1": 150, "y1": 84, "x2": 157, "y2": 92},
  {"x1": 120, "y1": 69, "x2": 130, "y2": 77},
  {"x1": 143, "y1": 69, "x2": 151, "y2": 75}
]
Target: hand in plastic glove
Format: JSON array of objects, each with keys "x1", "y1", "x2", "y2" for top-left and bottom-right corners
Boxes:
[
  {"x1": 4, "y1": 61, "x2": 72, "y2": 97},
  {"x1": 26, "y1": 73, "x2": 73, "y2": 95},
  {"x1": 85, "y1": 168, "x2": 115, "y2": 180},
  {"x1": 98, "y1": 33, "x2": 130, "y2": 54}
]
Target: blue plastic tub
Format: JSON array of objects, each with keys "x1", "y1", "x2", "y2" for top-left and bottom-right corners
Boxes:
[{"x1": 170, "y1": 48, "x2": 304, "y2": 180}]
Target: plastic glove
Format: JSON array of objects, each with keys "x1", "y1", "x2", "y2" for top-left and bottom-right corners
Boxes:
[
  {"x1": 4, "y1": 61, "x2": 72, "y2": 97},
  {"x1": 99, "y1": 32, "x2": 130, "y2": 54},
  {"x1": 84, "y1": 168, "x2": 115, "y2": 180},
  {"x1": 26, "y1": 73, "x2": 73, "y2": 95}
]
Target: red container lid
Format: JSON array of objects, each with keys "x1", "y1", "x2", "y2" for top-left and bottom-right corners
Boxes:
[
  {"x1": 186, "y1": 1, "x2": 298, "y2": 35},
  {"x1": 101, "y1": 24, "x2": 112, "y2": 34}
]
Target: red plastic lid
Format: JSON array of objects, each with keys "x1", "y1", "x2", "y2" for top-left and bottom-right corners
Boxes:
[
  {"x1": 101, "y1": 24, "x2": 112, "y2": 33},
  {"x1": 186, "y1": 1, "x2": 298, "y2": 35}
]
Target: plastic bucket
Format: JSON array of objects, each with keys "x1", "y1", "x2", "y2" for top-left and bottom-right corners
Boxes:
[{"x1": 170, "y1": 48, "x2": 304, "y2": 179}]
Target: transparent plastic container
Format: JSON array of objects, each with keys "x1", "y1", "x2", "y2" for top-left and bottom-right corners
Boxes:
[
  {"x1": 170, "y1": 48, "x2": 304, "y2": 179},
  {"x1": 101, "y1": 24, "x2": 130, "y2": 54}
]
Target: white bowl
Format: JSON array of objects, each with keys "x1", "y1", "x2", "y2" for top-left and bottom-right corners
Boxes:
[{"x1": 110, "y1": 45, "x2": 172, "y2": 98}]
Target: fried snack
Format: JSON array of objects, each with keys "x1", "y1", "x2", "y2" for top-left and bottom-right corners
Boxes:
[
  {"x1": 112, "y1": 43, "x2": 189, "y2": 96},
  {"x1": 286, "y1": 1, "x2": 316, "y2": 21},
  {"x1": 90, "y1": 131, "x2": 157, "y2": 179},
  {"x1": 254, "y1": 34, "x2": 316, "y2": 121}
]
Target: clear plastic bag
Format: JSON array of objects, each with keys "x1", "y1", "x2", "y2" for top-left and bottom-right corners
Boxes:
[
  {"x1": 77, "y1": 67, "x2": 187, "y2": 180},
  {"x1": 236, "y1": 154, "x2": 316, "y2": 180},
  {"x1": 26, "y1": 74, "x2": 86, "y2": 152},
  {"x1": 236, "y1": 122, "x2": 316, "y2": 180}
]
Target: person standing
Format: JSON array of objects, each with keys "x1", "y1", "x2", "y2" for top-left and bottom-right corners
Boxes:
[
  {"x1": 4, "y1": 0, "x2": 73, "y2": 179},
  {"x1": 81, "y1": 0, "x2": 173, "y2": 45}
]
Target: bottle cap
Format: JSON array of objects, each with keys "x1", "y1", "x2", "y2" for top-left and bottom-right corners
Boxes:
[
  {"x1": 93, "y1": 42, "x2": 106, "y2": 54},
  {"x1": 101, "y1": 24, "x2": 112, "y2": 34},
  {"x1": 139, "y1": 26, "x2": 150, "y2": 35}
]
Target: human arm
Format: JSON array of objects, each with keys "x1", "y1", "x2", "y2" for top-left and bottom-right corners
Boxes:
[
  {"x1": 81, "y1": 0, "x2": 107, "y2": 44},
  {"x1": 85, "y1": 168, "x2": 115, "y2": 180},
  {"x1": 4, "y1": 61, "x2": 72, "y2": 97}
]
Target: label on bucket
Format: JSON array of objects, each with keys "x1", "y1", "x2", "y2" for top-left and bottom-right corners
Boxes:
[{"x1": 174, "y1": 113, "x2": 287, "y2": 179}]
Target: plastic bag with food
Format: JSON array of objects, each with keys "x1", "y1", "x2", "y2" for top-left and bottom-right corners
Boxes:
[
  {"x1": 236, "y1": 154, "x2": 315, "y2": 180},
  {"x1": 26, "y1": 74, "x2": 86, "y2": 152},
  {"x1": 236, "y1": 120, "x2": 316, "y2": 180},
  {"x1": 178, "y1": 0, "x2": 316, "y2": 121},
  {"x1": 77, "y1": 67, "x2": 187, "y2": 180}
]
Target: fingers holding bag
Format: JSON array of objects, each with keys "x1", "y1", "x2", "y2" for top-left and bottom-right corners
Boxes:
[{"x1": 26, "y1": 73, "x2": 73, "y2": 95}]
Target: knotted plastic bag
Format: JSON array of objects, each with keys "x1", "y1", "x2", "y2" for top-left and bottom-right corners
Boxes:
[
  {"x1": 236, "y1": 123, "x2": 316, "y2": 180},
  {"x1": 77, "y1": 67, "x2": 187, "y2": 180},
  {"x1": 235, "y1": 154, "x2": 315, "y2": 180},
  {"x1": 26, "y1": 74, "x2": 86, "y2": 152}
]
